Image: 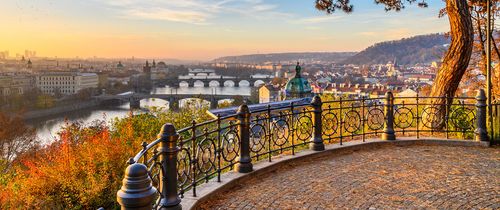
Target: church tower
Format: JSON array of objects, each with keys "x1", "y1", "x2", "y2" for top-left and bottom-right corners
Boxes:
[{"x1": 284, "y1": 62, "x2": 313, "y2": 99}]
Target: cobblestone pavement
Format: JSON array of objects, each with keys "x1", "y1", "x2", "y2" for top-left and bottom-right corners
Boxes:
[{"x1": 196, "y1": 145, "x2": 500, "y2": 209}]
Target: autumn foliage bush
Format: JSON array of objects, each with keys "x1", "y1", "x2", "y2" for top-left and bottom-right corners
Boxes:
[{"x1": 0, "y1": 106, "x2": 211, "y2": 209}]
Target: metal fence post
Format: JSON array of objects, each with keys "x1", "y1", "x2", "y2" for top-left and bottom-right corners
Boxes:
[
  {"x1": 475, "y1": 89, "x2": 489, "y2": 142},
  {"x1": 310, "y1": 95, "x2": 325, "y2": 151},
  {"x1": 235, "y1": 104, "x2": 253, "y2": 173},
  {"x1": 117, "y1": 161, "x2": 157, "y2": 210},
  {"x1": 157, "y1": 123, "x2": 182, "y2": 210},
  {"x1": 382, "y1": 91, "x2": 396, "y2": 140}
]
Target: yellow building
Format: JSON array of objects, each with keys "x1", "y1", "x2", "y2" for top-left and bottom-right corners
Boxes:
[{"x1": 259, "y1": 84, "x2": 282, "y2": 103}]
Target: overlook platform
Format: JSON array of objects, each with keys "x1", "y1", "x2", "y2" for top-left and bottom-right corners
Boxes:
[
  {"x1": 116, "y1": 91, "x2": 499, "y2": 210},
  {"x1": 194, "y1": 140, "x2": 499, "y2": 209}
]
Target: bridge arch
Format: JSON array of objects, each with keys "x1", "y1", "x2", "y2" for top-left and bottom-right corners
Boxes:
[
  {"x1": 254, "y1": 80, "x2": 265, "y2": 87},
  {"x1": 179, "y1": 81, "x2": 189, "y2": 87},
  {"x1": 100, "y1": 98, "x2": 126, "y2": 106},
  {"x1": 238, "y1": 80, "x2": 250, "y2": 87},
  {"x1": 193, "y1": 80, "x2": 205, "y2": 87},
  {"x1": 224, "y1": 80, "x2": 235, "y2": 87},
  {"x1": 209, "y1": 80, "x2": 220, "y2": 87}
]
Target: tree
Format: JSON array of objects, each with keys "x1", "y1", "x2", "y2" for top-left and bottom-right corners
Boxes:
[
  {"x1": 315, "y1": 0, "x2": 474, "y2": 127},
  {"x1": 36, "y1": 94, "x2": 55, "y2": 109},
  {"x1": 231, "y1": 95, "x2": 245, "y2": 106},
  {"x1": 0, "y1": 112, "x2": 38, "y2": 172},
  {"x1": 271, "y1": 77, "x2": 287, "y2": 87},
  {"x1": 465, "y1": 1, "x2": 500, "y2": 98}
]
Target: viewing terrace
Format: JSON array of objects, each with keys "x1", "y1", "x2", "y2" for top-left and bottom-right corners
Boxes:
[{"x1": 115, "y1": 89, "x2": 499, "y2": 210}]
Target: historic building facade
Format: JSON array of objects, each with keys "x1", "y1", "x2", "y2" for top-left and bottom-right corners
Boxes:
[{"x1": 35, "y1": 72, "x2": 98, "y2": 95}]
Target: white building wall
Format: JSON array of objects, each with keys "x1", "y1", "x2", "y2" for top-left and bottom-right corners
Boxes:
[{"x1": 36, "y1": 73, "x2": 98, "y2": 95}]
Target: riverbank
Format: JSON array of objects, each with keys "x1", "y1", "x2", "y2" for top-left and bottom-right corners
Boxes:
[{"x1": 22, "y1": 100, "x2": 101, "y2": 121}]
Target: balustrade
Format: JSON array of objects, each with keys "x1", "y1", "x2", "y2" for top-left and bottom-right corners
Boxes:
[{"x1": 117, "y1": 89, "x2": 493, "y2": 210}]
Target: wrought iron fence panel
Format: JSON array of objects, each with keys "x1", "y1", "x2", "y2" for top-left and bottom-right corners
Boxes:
[
  {"x1": 321, "y1": 104, "x2": 340, "y2": 140},
  {"x1": 174, "y1": 116, "x2": 239, "y2": 198},
  {"x1": 294, "y1": 107, "x2": 314, "y2": 145},
  {"x1": 392, "y1": 96, "x2": 476, "y2": 139},
  {"x1": 250, "y1": 113, "x2": 269, "y2": 160},
  {"x1": 322, "y1": 97, "x2": 385, "y2": 143},
  {"x1": 493, "y1": 102, "x2": 500, "y2": 141}
]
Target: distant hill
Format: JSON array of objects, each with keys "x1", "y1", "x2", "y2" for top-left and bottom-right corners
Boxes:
[
  {"x1": 342, "y1": 33, "x2": 450, "y2": 65},
  {"x1": 214, "y1": 52, "x2": 357, "y2": 64},
  {"x1": 213, "y1": 34, "x2": 449, "y2": 66}
]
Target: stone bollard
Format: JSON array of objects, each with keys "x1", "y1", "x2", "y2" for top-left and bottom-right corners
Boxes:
[
  {"x1": 475, "y1": 89, "x2": 489, "y2": 142},
  {"x1": 157, "y1": 123, "x2": 182, "y2": 210},
  {"x1": 382, "y1": 91, "x2": 396, "y2": 140},
  {"x1": 117, "y1": 161, "x2": 157, "y2": 210},
  {"x1": 310, "y1": 95, "x2": 325, "y2": 151},
  {"x1": 235, "y1": 104, "x2": 253, "y2": 173}
]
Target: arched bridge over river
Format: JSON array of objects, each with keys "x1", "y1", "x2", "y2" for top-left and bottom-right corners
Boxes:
[
  {"x1": 155, "y1": 75, "x2": 274, "y2": 87},
  {"x1": 94, "y1": 93, "x2": 250, "y2": 109}
]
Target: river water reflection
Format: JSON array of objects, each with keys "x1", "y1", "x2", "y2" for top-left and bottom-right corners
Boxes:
[{"x1": 29, "y1": 86, "x2": 252, "y2": 144}]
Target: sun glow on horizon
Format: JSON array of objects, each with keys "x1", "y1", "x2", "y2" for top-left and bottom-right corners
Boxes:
[{"x1": 0, "y1": 0, "x2": 448, "y2": 60}]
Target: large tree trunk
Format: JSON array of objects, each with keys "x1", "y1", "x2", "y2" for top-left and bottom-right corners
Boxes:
[{"x1": 423, "y1": 0, "x2": 473, "y2": 129}]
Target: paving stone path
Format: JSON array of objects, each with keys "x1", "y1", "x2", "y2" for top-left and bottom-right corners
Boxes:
[{"x1": 196, "y1": 144, "x2": 499, "y2": 209}]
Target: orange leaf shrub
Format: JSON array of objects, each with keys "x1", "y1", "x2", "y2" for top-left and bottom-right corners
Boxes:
[{"x1": 0, "y1": 107, "x2": 212, "y2": 209}]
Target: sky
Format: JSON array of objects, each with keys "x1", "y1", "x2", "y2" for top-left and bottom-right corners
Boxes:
[{"x1": 0, "y1": 0, "x2": 449, "y2": 61}]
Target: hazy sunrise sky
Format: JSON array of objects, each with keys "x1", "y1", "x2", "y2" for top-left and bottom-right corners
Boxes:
[{"x1": 0, "y1": 0, "x2": 448, "y2": 60}]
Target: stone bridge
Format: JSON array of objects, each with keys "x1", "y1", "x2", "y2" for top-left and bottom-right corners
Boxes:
[
  {"x1": 94, "y1": 93, "x2": 250, "y2": 109},
  {"x1": 155, "y1": 75, "x2": 274, "y2": 87}
]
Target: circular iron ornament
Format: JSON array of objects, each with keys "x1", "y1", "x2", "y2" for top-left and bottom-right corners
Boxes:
[
  {"x1": 295, "y1": 113, "x2": 313, "y2": 142},
  {"x1": 272, "y1": 118, "x2": 290, "y2": 147},
  {"x1": 322, "y1": 111, "x2": 338, "y2": 136},
  {"x1": 344, "y1": 110, "x2": 362, "y2": 134},
  {"x1": 221, "y1": 129, "x2": 240, "y2": 162},
  {"x1": 366, "y1": 108, "x2": 384, "y2": 130},
  {"x1": 421, "y1": 106, "x2": 444, "y2": 129},
  {"x1": 250, "y1": 123, "x2": 267, "y2": 153},
  {"x1": 196, "y1": 138, "x2": 216, "y2": 174},
  {"x1": 394, "y1": 107, "x2": 414, "y2": 129},
  {"x1": 450, "y1": 107, "x2": 475, "y2": 131},
  {"x1": 176, "y1": 148, "x2": 191, "y2": 187}
]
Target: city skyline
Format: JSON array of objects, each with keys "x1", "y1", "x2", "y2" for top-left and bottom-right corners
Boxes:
[{"x1": 1, "y1": 0, "x2": 448, "y2": 60}]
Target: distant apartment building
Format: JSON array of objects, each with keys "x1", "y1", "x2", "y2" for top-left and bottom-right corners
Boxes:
[
  {"x1": 35, "y1": 72, "x2": 98, "y2": 95},
  {"x1": 0, "y1": 75, "x2": 34, "y2": 96}
]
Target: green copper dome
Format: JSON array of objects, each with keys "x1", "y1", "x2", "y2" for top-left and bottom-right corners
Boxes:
[{"x1": 285, "y1": 62, "x2": 312, "y2": 99}]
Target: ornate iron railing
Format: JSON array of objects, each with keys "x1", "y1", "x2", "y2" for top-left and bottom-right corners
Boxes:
[
  {"x1": 492, "y1": 101, "x2": 500, "y2": 141},
  {"x1": 116, "y1": 90, "x2": 491, "y2": 210}
]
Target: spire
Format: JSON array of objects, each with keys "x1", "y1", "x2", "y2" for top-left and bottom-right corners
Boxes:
[
  {"x1": 145, "y1": 60, "x2": 149, "y2": 67},
  {"x1": 27, "y1": 59, "x2": 32, "y2": 69},
  {"x1": 152, "y1": 60, "x2": 156, "y2": 68}
]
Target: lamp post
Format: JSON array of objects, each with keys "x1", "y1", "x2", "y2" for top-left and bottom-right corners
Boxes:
[{"x1": 486, "y1": 0, "x2": 493, "y2": 140}]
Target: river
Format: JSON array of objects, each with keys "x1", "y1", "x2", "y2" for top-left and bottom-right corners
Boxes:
[{"x1": 29, "y1": 86, "x2": 252, "y2": 144}]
